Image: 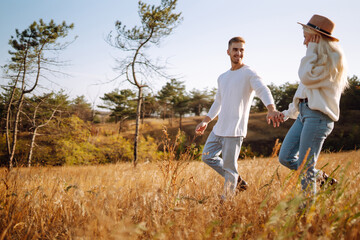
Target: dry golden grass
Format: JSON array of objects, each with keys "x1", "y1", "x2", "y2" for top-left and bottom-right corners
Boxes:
[{"x1": 1, "y1": 150, "x2": 360, "y2": 239}]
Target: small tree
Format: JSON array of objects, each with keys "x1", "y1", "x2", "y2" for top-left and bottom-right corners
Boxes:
[
  {"x1": 157, "y1": 78, "x2": 184, "y2": 124},
  {"x1": 98, "y1": 89, "x2": 137, "y2": 133},
  {"x1": 173, "y1": 93, "x2": 190, "y2": 130},
  {"x1": 157, "y1": 87, "x2": 172, "y2": 121},
  {"x1": 276, "y1": 82, "x2": 299, "y2": 111},
  {"x1": 188, "y1": 88, "x2": 214, "y2": 116},
  {"x1": 141, "y1": 92, "x2": 159, "y2": 120},
  {"x1": 2, "y1": 19, "x2": 74, "y2": 169},
  {"x1": 157, "y1": 79, "x2": 189, "y2": 129},
  {"x1": 70, "y1": 95, "x2": 93, "y2": 122},
  {"x1": 340, "y1": 75, "x2": 360, "y2": 111},
  {"x1": 107, "y1": 0, "x2": 182, "y2": 166},
  {"x1": 0, "y1": 93, "x2": 6, "y2": 132},
  {"x1": 22, "y1": 93, "x2": 61, "y2": 167}
]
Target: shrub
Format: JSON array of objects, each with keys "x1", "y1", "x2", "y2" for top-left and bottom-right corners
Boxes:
[
  {"x1": 93, "y1": 135, "x2": 133, "y2": 163},
  {"x1": 55, "y1": 139, "x2": 102, "y2": 165},
  {"x1": 138, "y1": 135, "x2": 162, "y2": 162}
]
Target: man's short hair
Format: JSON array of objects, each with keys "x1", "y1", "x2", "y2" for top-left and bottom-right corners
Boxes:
[{"x1": 228, "y1": 37, "x2": 245, "y2": 48}]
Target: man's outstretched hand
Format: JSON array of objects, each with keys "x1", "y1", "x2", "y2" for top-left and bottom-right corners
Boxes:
[
  {"x1": 195, "y1": 116, "x2": 211, "y2": 135},
  {"x1": 195, "y1": 122, "x2": 207, "y2": 135},
  {"x1": 266, "y1": 104, "x2": 283, "y2": 127}
]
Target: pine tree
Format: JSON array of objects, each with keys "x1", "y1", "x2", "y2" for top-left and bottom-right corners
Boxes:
[{"x1": 107, "y1": 0, "x2": 182, "y2": 166}]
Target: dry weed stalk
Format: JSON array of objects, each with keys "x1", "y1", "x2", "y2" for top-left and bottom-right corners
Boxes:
[
  {"x1": 271, "y1": 138, "x2": 281, "y2": 158},
  {"x1": 157, "y1": 127, "x2": 193, "y2": 197}
]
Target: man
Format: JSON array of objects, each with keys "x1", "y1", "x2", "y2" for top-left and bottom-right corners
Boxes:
[{"x1": 195, "y1": 36, "x2": 282, "y2": 198}]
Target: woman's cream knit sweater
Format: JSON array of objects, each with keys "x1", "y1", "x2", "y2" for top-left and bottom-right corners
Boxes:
[{"x1": 283, "y1": 42, "x2": 344, "y2": 122}]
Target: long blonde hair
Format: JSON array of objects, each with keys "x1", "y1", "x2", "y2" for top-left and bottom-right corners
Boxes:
[{"x1": 303, "y1": 26, "x2": 348, "y2": 91}]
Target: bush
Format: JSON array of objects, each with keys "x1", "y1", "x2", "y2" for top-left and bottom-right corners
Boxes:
[
  {"x1": 138, "y1": 135, "x2": 162, "y2": 162},
  {"x1": 92, "y1": 114, "x2": 102, "y2": 124},
  {"x1": 0, "y1": 134, "x2": 31, "y2": 167},
  {"x1": 55, "y1": 140, "x2": 102, "y2": 165},
  {"x1": 0, "y1": 134, "x2": 7, "y2": 164},
  {"x1": 93, "y1": 135, "x2": 133, "y2": 163},
  {"x1": 46, "y1": 116, "x2": 162, "y2": 164}
]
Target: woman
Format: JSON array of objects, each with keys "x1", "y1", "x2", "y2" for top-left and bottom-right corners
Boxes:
[{"x1": 279, "y1": 14, "x2": 348, "y2": 196}]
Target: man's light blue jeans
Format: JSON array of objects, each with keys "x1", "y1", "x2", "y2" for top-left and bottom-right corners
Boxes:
[
  {"x1": 279, "y1": 102, "x2": 334, "y2": 195},
  {"x1": 202, "y1": 131, "x2": 244, "y2": 196}
]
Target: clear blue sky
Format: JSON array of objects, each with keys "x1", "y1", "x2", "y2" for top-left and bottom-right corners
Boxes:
[{"x1": 1, "y1": 0, "x2": 359, "y2": 108}]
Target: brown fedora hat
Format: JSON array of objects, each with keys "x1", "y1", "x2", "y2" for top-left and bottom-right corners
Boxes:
[{"x1": 298, "y1": 14, "x2": 339, "y2": 42}]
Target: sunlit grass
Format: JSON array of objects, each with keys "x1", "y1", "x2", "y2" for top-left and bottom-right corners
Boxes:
[{"x1": 1, "y1": 150, "x2": 360, "y2": 239}]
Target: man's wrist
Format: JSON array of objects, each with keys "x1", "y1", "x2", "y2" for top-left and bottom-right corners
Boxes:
[
  {"x1": 203, "y1": 116, "x2": 211, "y2": 124},
  {"x1": 266, "y1": 104, "x2": 277, "y2": 112}
]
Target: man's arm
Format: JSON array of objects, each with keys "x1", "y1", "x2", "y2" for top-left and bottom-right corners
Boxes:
[
  {"x1": 196, "y1": 79, "x2": 221, "y2": 135},
  {"x1": 248, "y1": 73, "x2": 282, "y2": 128}
]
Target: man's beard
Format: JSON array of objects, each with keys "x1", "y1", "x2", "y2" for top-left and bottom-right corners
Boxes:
[{"x1": 231, "y1": 57, "x2": 242, "y2": 64}]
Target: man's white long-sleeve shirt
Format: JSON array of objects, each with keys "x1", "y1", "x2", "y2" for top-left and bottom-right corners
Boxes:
[{"x1": 207, "y1": 65, "x2": 274, "y2": 137}]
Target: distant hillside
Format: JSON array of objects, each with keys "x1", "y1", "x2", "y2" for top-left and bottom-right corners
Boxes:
[{"x1": 97, "y1": 110, "x2": 360, "y2": 157}]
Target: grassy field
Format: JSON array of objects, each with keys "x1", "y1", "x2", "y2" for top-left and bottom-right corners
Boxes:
[{"x1": 1, "y1": 149, "x2": 360, "y2": 239}]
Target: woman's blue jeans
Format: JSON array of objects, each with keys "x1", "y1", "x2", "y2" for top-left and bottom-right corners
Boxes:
[{"x1": 279, "y1": 102, "x2": 334, "y2": 195}]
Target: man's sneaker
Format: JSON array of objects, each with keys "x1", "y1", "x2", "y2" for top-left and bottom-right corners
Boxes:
[
  {"x1": 318, "y1": 171, "x2": 338, "y2": 188},
  {"x1": 237, "y1": 176, "x2": 248, "y2": 192}
]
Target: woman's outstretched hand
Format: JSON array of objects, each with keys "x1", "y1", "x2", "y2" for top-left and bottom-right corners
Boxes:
[{"x1": 310, "y1": 34, "x2": 320, "y2": 43}]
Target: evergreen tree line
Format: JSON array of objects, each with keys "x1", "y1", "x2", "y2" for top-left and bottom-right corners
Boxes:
[
  {"x1": 97, "y1": 78, "x2": 217, "y2": 130},
  {"x1": 2, "y1": 75, "x2": 358, "y2": 142}
]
